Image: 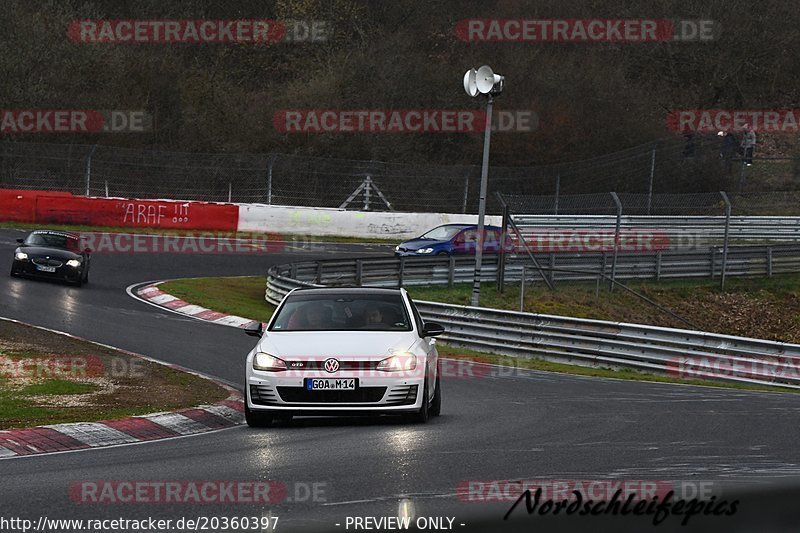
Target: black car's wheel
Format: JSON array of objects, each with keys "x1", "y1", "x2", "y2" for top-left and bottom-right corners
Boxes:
[
  {"x1": 430, "y1": 372, "x2": 441, "y2": 417},
  {"x1": 9, "y1": 267, "x2": 18, "y2": 278},
  {"x1": 82, "y1": 268, "x2": 89, "y2": 284},
  {"x1": 245, "y1": 404, "x2": 273, "y2": 428}
]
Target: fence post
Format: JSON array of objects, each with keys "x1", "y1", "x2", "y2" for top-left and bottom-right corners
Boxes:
[
  {"x1": 266, "y1": 154, "x2": 277, "y2": 205},
  {"x1": 554, "y1": 173, "x2": 560, "y2": 215},
  {"x1": 497, "y1": 203, "x2": 510, "y2": 292},
  {"x1": 610, "y1": 192, "x2": 622, "y2": 291},
  {"x1": 462, "y1": 170, "x2": 470, "y2": 214},
  {"x1": 519, "y1": 266, "x2": 526, "y2": 312},
  {"x1": 719, "y1": 191, "x2": 732, "y2": 290},
  {"x1": 228, "y1": 182, "x2": 232, "y2": 203},
  {"x1": 647, "y1": 144, "x2": 656, "y2": 215},
  {"x1": 84, "y1": 144, "x2": 97, "y2": 196}
]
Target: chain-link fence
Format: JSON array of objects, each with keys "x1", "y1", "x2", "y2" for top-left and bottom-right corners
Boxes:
[
  {"x1": 496, "y1": 190, "x2": 800, "y2": 291},
  {"x1": 1, "y1": 137, "x2": 796, "y2": 213}
]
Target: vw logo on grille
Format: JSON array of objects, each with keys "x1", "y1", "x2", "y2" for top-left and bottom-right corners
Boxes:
[{"x1": 324, "y1": 358, "x2": 340, "y2": 373}]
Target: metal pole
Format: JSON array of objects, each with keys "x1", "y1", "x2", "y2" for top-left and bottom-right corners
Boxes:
[
  {"x1": 647, "y1": 145, "x2": 656, "y2": 215},
  {"x1": 104, "y1": 181, "x2": 109, "y2": 198},
  {"x1": 84, "y1": 144, "x2": 97, "y2": 196},
  {"x1": 738, "y1": 159, "x2": 747, "y2": 192},
  {"x1": 470, "y1": 95, "x2": 493, "y2": 307},
  {"x1": 462, "y1": 171, "x2": 470, "y2": 214},
  {"x1": 228, "y1": 182, "x2": 232, "y2": 203},
  {"x1": 610, "y1": 192, "x2": 622, "y2": 291},
  {"x1": 554, "y1": 173, "x2": 560, "y2": 215},
  {"x1": 520, "y1": 266, "x2": 525, "y2": 312},
  {"x1": 497, "y1": 202, "x2": 509, "y2": 292},
  {"x1": 720, "y1": 191, "x2": 732, "y2": 290},
  {"x1": 364, "y1": 176, "x2": 371, "y2": 211},
  {"x1": 267, "y1": 154, "x2": 276, "y2": 205}
]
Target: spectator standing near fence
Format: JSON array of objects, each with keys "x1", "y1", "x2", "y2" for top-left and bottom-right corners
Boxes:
[{"x1": 741, "y1": 124, "x2": 756, "y2": 166}]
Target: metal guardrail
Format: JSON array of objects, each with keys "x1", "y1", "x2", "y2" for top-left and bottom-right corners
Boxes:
[
  {"x1": 266, "y1": 245, "x2": 800, "y2": 290},
  {"x1": 265, "y1": 261, "x2": 800, "y2": 389},
  {"x1": 511, "y1": 215, "x2": 800, "y2": 245}
]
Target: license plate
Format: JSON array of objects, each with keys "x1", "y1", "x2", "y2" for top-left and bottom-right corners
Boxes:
[
  {"x1": 306, "y1": 378, "x2": 357, "y2": 391},
  {"x1": 36, "y1": 265, "x2": 56, "y2": 273}
]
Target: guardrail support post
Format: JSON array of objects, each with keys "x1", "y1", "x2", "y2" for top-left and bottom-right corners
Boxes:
[
  {"x1": 720, "y1": 191, "x2": 732, "y2": 290},
  {"x1": 610, "y1": 192, "x2": 622, "y2": 291},
  {"x1": 710, "y1": 249, "x2": 716, "y2": 279},
  {"x1": 355, "y1": 260, "x2": 363, "y2": 286},
  {"x1": 655, "y1": 252, "x2": 662, "y2": 281},
  {"x1": 448, "y1": 256, "x2": 455, "y2": 287},
  {"x1": 767, "y1": 247, "x2": 773, "y2": 277},
  {"x1": 398, "y1": 257, "x2": 405, "y2": 288},
  {"x1": 315, "y1": 262, "x2": 323, "y2": 284}
]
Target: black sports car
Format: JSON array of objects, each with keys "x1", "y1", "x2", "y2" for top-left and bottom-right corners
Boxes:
[{"x1": 10, "y1": 230, "x2": 91, "y2": 287}]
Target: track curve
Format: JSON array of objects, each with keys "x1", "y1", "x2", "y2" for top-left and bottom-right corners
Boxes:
[{"x1": 1, "y1": 228, "x2": 799, "y2": 532}]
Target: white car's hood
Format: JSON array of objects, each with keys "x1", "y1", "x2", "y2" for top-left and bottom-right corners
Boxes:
[{"x1": 257, "y1": 331, "x2": 417, "y2": 358}]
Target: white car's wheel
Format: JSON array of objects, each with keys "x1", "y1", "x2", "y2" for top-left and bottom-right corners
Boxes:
[{"x1": 245, "y1": 404, "x2": 273, "y2": 428}]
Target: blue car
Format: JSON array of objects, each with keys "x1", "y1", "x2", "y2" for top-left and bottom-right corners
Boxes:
[{"x1": 394, "y1": 224, "x2": 507, "y2": 257}]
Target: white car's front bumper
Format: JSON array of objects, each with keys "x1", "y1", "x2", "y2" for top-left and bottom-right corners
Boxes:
[{"x1": 246, "y1": 370, "x2": 426, "y2": 413}]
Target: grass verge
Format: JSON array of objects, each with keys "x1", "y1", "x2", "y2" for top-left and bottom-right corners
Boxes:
[{"x1": 0, "y1": 320, "x2": 229, "y2": 430}]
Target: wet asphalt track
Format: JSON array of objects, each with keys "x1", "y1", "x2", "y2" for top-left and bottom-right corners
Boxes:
[{"x1": 0, "y1": 228, "x2": 799, "y2": 532}]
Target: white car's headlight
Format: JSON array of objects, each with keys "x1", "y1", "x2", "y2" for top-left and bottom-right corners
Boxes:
[
  {"x1": 377, "y1": 353, "x2": 416, "y2": 372},
  {"x1": 66, "y1": 259, "x2": 81, "y2": 268},
  {"x1": 14, "y1": 252, "x2": 28, "y2": 260},
  {"x1": 417, "y1": 248, "x2": 434, "y2": 254},
  {"x1": 253, "y1": 352, "x2": 287, "y2": 372}
]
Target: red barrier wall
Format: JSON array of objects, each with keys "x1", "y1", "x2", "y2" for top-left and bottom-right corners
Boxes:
[
  {"x1": 0, "y1": 189, "x2": 70, "y2": 223},
  {"x1": 0, "y1": 189, "x2": 239, "y2": 231}
]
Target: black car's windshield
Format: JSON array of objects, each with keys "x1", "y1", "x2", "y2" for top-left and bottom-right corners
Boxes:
[
  {"x1": 270, "y1": 293, "x2": 412, "y2": 332},
  {"x1": 24, "y1": 232, "x2": 80, "y2": 252},
  {"x1": 420, "y1": 225, "x2": 469, "y2": 241}
]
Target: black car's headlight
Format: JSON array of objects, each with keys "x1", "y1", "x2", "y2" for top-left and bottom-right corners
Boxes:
[
  {"x1": 417, "y1": 248, "x2": 434, "y2": 254},
  {"x1": 14, "y1": 252, "x2": 28, "y2": 261},
  {"x1": 66, "y1": 259, "x2": 81, "y2": 268}
]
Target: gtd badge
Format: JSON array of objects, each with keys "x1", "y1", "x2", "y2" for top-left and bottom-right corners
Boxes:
[{"x1": 324, "y1": 358, "x2": 340, "y2": 373}]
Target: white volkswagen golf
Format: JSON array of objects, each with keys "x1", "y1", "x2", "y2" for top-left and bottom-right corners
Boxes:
[{"x1": 244, "y1": 287, "x2": 444, "y2": 427}]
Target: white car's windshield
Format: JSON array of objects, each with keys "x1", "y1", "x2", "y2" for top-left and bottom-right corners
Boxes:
[{"x1": 270, "y1": 293, "x2": 412, "y2": 332}]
